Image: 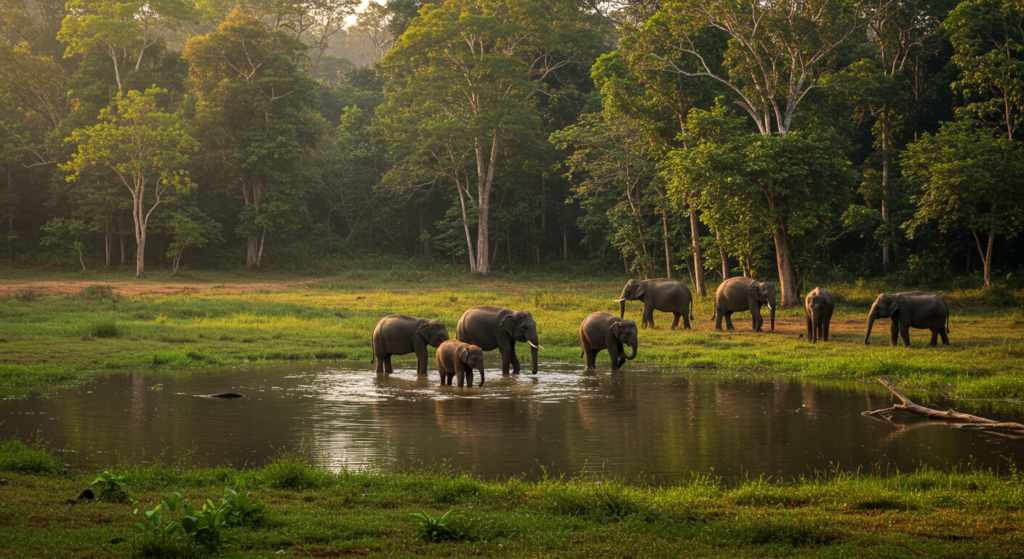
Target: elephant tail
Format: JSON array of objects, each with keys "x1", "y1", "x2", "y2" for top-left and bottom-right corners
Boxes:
[
  {"x1": 370, "y1": 339, "x2": 376, "y2": 364},
  {"x1": 946, "y1": 313, "x2": 950, "y2": 334},
  {"x1": 690, "y1": 297, "x2": 694, "y2": 321}
]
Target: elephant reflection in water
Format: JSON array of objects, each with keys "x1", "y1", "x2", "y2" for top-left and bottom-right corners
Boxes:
[{"x1": 433, "y1": 398, "x2": 542, "y2": 465}]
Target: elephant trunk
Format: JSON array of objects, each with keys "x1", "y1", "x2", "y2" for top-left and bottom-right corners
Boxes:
[
  {"x1": 769, "y1": 305, "x2": 775, "y2": 331},
  {"x1": 626, "y1": 338, "x2": 637, "y2": 360},
  {"x1": 865, "y1": 305, "x2": 877, "y2": 345},
  {"x1": 812, "y1": 307, "x2": 821, "y2": 342},
  {"x1": 478, "y1": 366, "x2": 485, "y2": 387},
  {"x1": 530, "y1": 344, "x2": 538, "y2": 374},
  {"x1": 619, "y1": 299, "x2": 626, "y2": 319}
]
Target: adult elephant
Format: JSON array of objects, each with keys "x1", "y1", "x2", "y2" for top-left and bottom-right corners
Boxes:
[
  {"x1": 864, "y1": 292, "x2": 950, "y2": 347},
  {"x1": 616, "y1": 278, "x2": 693, "y2": 329},
  {"x1": 579, "y1": 312, "x2": 638, "y2": 372},
  {"x1": 371, "y1": 315, "x2": 449, "y2": 375},
  {"x1": 456, "y1": 306, "x2": 542, "y2": 375},
  {"x1": 435, "y1": 340, "x2": 485, "y2": 387},
  {"x1": 804, "y1": 287, "x2": 835, "y2": 343},
  {"x1": 713, "y1": 277, "x2": 777, "y2": 332}
]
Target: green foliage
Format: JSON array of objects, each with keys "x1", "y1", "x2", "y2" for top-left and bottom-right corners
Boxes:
[
  {"x1": 92, "y1": 468, "x2": 130, "y2": 502},
  {"x1": 410, "y1": 509, "x2": 479, "y2": 542},
  {"x1": 89, "y1": 320, "x2": 120, "y2": 338},
  {"x1": 257, "y1": 452, "x2": 326, "y2": 490},
  {"x1": 0, "y1": 436, "x2": 63, "y2": 474}
]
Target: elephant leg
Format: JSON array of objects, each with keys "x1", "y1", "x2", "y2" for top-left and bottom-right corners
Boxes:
[
  {"x1": 582, "y1": 341, "x2": 596, "y2": 369},
  {"x1": 510, "y1": 344, "x2": 522, "y2": 375},
  {"x1": 414, "y1": 345, "x2": 428, "y2": 375},
  {"x1": 616, "y1": 343, "x2": 626, "y2": 368},
  {"x1": 823, "y1": 310, "x2": 833, "y2": 342},
  {"x1": 899, "y1": 323, "x2": 911, "y2": 347},
  {"x1": 724, "y1": 311, "x2": 735, "y2": 331},
  {"x1": 374, "y1": 343, "x2": 385, "y2": 373},
  {"x1": 384, "y1": 354, "x2": 394, "y2": 374},
  {"x1": 715, "y1": 302, "x2": 724, "y2": 331},
  {"x1": 930, "y1": 330, "x2": 938, "y2": 346},
  {"x1": 805, "y1": 316, "x2": 813, "y2": 342},
  {"x1": 608, "y1": 342, "x2": 620, "y2": 372},
  {"x1": 645, "y1": 302, "x2": 655, "y2": 328},
  {"x1": 456, "y1": 367, "x2": 465, "y2": 387},
  {"x1": 889, "y1": 320, "x2": 898, "y2": 346},
  {"x1": 751, "y1": 306, "x2": 763, "y2": 332},
  {"x1": 671, "y1": 312, "x2": 680, "y2": 330},
  {"x1": 464, "y1": 367, "x2": 474, "y2": 387},
  {"x1": 439, "y1": 369, "x2": 448, "y2": 385},
  {"x1": 940, "y1": 329, "x2": 949, "y2": 345},
  {"x1": 497, "y1": 340, "x2": 512, "y2": 375},
  {"x1": 682, "y1": 311, "x2": 691, "y2": 330}
]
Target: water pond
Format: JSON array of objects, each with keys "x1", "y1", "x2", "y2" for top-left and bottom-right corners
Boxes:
[{"x1": 3, "y1": 362, "x2": 1024, "y2": 484}]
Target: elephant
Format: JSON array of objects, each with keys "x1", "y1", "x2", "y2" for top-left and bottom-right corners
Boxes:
[
  {"x1": 713, "y1": 277, "x2": 777, "y2": 332},
  {"x1": 616, "y1": 278, "x2": 694, "y2": 329},
  {"x1": 370, "y1": 315, "x2": 449, "y2": 375},
  {"x1": 579, "y1": 312, "x2": 638, "y2": 371},
  {"x1": 435, "y1": 340, "x2": 485, "y2": 387},
  {"x1": 804, "y1": 287, "x2": 835, "y2": 343},
  {"x1": 864, "y1": 292, "x2": 950, "y2": 347},
  {"x1": 456, "y1": 306, "x2": 542, "y2": 375}
]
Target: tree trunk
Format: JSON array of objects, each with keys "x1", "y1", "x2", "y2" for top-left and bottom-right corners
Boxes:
[
  {"x1": 689, "y1": 209, "x2": 706, "y2": 296},
  {"x1": 136, "y1": 227, "x2": 146, "y2": 278},
  {"x1": 716, "y1": 229, "x2": 729, "y2": 279},
  {"x1": 244, "y1": 176, "x2": 262, "y2": 271},
  {"x1": 104, "y1": 223, "x2": 111, "y2": 267},
  {"x1": 773, "y1": 226, "x2": 798, "y2": 307},
  {"x1": 881, "y1": 107, "x2": 891, "y2": 271},
  {"x1": 662, "y1": 211, "x2": 672, "y2": 279},
  {"x1": 473, "y1": 128, "x2": 501, "y2": 275},
  {"x1": 563, "y1": 227, "x2": 568, "y2": 261},
  {"x1": 120, "y1": 233, "x2": 126, "y2": 265}
]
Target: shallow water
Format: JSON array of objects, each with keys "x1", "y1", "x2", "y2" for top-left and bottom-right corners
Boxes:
[{"x1": 3, "y1": 362, "x2": 1024, "y2": 483}]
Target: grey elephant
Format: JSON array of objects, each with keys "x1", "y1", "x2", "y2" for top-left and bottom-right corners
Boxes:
[
  {"x1": 616, "y1": 278, "x2": 694, "y2": 329},
  {"x1": 435, "y1": 340, "x2": 485, "y2": 387},
  {"x1": 579, "y1": 312, "x2": 638, "y2": 371},
  {"x1": 804, "y1": 287, "x2": 835, "y2": 343},
  {"x1": 713, "y1": 277, "x2": 777, "y2": 331},
  {"x1": 456, "y1": 305, "x2": 542, "y2": 375},
  {"x1": 371, "y1": 315, "x2": 449, "y2": 375},
  {"x1": 864, "y1": 292, "x2": 950, "y2": 347}
]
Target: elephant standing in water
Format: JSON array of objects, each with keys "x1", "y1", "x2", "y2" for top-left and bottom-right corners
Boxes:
[
  {"x1": 435, "y1": 340, "x2": 485, "y2": 387},
  {"x1": 456, "y1": 306, "x2": 542, "y2": 375},
  {"x1": 864, "y1": 292, "x2": 949, "y2": 347},
  {"x1": 579, "y1": 312, "x2": 638, "y2": 371},
  {"x1": 616, "y1": 278, "x2": 693, "y2": 329},
  {"x1": 804, "y1": 287, "x2": 835, "y2": 343},
  {"x1": 371, "y1": 315, "x2": 449, "y2": 375},
  {"x1": 713, "y1": 277, "x2": 777, "y2": 331}
]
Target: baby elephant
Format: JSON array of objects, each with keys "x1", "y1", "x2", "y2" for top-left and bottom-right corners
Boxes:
[
  {"x1": 371, "y1": 315, "x2": 449, "y2": 375},
  {"x1": 435, "y1": 340, "x2": 486, "y2": 387},
  {"x1": 580, "y1": 312, "x2": 639, "y2": 371},
  {"x1": 804, "y1": 287, "x2": 835, "y2": 343}
]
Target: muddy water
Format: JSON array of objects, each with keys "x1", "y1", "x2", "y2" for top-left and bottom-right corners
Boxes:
[{"x1": 3, "y1": 363, "x2": 1024, "y2": 483}]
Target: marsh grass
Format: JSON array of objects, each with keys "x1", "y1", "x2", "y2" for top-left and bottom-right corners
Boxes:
[{"x1": 2, "y1": 443, "x2": 1024, "y2": 557}]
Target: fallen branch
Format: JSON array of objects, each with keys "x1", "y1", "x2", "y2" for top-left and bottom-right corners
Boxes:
[{"x1": 863, "y1": 378, "x2": 1024, "y2": 432}]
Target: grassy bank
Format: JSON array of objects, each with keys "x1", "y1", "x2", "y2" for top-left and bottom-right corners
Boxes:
[
  {"x1": 0, "y1": 268, "x2": 1021, "y2": 398},
  {"x1": 2, "y1": 439, "x2": 1024, "y2": 558}
]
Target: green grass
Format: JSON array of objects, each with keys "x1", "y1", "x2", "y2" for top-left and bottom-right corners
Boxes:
[
  {"x1": 0, "y1": 269, "x2": 1021, "y2": 399},
  {"x1": 2, "y1": 441, "x2": 1024, "y2": 557}
]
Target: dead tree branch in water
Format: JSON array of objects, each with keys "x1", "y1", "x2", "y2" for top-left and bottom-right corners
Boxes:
[{"x1": 863, "y1": 378, "x2": 1024, "y2": 432}]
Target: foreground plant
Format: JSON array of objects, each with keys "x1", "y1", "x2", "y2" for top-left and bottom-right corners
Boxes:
[
  {"x1": 410, "y1": 509, "x2": 478, "y2": 542},
  {"x1": 92, "y1": 469, "x2": 129, "y2": 502}
]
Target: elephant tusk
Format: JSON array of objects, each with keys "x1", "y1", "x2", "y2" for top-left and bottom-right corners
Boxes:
[
  {"x1": 767, "y1": 302, "x2": 773, "y2": 310},
  {"x1": 614, "y1": 299, "x2": 625, "y2": 302},
  {"x1": 528, "y1": 341, "x2": 545, "y2": 350}
]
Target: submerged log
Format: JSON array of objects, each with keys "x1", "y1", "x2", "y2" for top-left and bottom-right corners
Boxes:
[{"x1": 863, "y1": 378, "x2": 1024, "y2": 432}]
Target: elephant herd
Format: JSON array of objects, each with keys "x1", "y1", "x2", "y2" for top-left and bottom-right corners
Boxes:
[{"x1": 370, "y1": 278, "x2": 953, "y2": 388}]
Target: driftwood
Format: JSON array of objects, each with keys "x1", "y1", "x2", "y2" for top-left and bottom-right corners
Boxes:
[{"x1": 863, "y1": 378, "x2": 1024, "y2": 432}]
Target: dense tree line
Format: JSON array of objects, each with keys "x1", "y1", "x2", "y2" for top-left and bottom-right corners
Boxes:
[{"x1": 0, "y1": 0, "x2": 1021, "y2": 298}]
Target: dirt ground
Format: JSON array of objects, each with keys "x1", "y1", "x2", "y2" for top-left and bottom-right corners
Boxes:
[{"x1": 0, "y1": 279, "x2": 318, "y2": 297}]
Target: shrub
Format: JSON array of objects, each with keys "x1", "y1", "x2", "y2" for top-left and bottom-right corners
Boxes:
[
  {"x1": 80, "y1": 284, "x2": 116, "y2": 299},
  {"x1": 92, "y1": 469, "x2": 130, "y2": 502},
  {"x1": 0, "y1": 437, "x2": 62, "y2": 474},
  {"x1": 257, "y1": 453, "x2": 325, "y2": 490},
  {"x1": 410, "y1": 509, "x2": 478, "y2": 542},
  {"x1": 89, "y1": 321, "x2": 121, "y2": 338}
]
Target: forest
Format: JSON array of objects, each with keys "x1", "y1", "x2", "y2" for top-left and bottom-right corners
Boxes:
[{"x1": 1, "y1": 0, "x2": 1022, "y2": 306}]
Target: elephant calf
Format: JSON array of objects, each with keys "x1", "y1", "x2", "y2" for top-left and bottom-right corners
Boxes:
[
  {"x1": 580, "y1": 312, "x2": 638, "y2": 372},
  {"x1": 713, "y1": 277, "x2": 777, "y2": 332},
  {"x1": 804, "y1": 287, "x2": 835, "y2": 343},
  {"x1": 435, "y1": 340, "x2": 485, "y2": 387},
  {"x1": 616, "y1": 278, "x2": 693, "y2": 329},
  {"x1": 865, "y1": 292, "x2": 950, "y2": 347},
  {"x1": 371, "y1": 315, "x2": 449, "y2": 375}
]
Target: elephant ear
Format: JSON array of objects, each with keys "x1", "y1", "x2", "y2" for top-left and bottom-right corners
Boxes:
[
  {"x1": 634, "y1": 284, "x2": 645, "y2": 299},
  {"x1": 609, "y1": 321, "x2": 620, "y2": 337},
  {"x1": 456, "y1": 345, "x2": 468, "y2": 365},
  {"x1": 749, "y1": 283, "x2": 761, "y2": 301},
  {"x1": 887, "y1": 297, "x2": 900, "y2": 315},
  {"x1": 416, "y1": 323, "x2": 430, "y2": 342},
  {"x1": 501, "y1": 315, "x2": 515, "y2": 336}
]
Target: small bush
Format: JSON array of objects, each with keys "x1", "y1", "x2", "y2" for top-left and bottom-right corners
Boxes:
[
  {"x1": 92, "y1": 469, "x2": 130, "y2": 502},
  {"x1": 257, "y1": 453, "x2": 325, "y2": 490},
  {"x1": 80, "y1": 284, "x2": 116, "y2": 299},
  {"x1": 13, "y1": 289, "x2": 37, "y2": 302},
  {"x1": 410, "y1": 509, "x2": 478, "y2": 542},
  {"x1": 90, "y1": 321, "x2": 121, "y2": 338},
  {"x1": 0, "y1": 437, "x2": 62, "y2": 474}
]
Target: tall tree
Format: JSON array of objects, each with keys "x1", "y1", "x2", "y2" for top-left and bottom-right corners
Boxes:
[
  {"x1": 183, "y1": 9, "x2": 322, "y2": 269},
  {"x1": 378, "y1": 0, "x2": 602, "y2": 274},
  {"x1": 61, "y1": 87, "x2": 198, "y2": 277}
]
